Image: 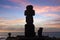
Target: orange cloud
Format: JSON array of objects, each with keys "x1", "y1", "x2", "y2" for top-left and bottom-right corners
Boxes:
[
  {"x1": 0, "y1": 18, "x2": 25, "y2": 26},
  {"x1": 43, "y1": 18, "x2": 60, "y2": 28},
  {"x1": 0, "y1": 27, "x2": 24, "y2": 32},
  {"x1": 0, "y1": 18, "x2": 25, "y2": 32},
  {"x1": 44, "y1": 23, "x2": 60, "y2": 28},
  {"x1": 6, "y1": 19, "x2": 25, "y2": 25}
]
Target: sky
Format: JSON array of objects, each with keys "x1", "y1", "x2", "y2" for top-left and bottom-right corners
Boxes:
[{"x1": 0, "y1": 0, "x2": 60, "y2": 32}]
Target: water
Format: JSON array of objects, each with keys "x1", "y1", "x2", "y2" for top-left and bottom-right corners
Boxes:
[
  {"x1": 0, "y1": 32, "x2": 24, "y2": 40},
  {"x1": 0, "y1": 32, "x2": 60, "y2": 40},
  {"x1": 42, "y1": 32, "x2": 60, "y2": 38}
]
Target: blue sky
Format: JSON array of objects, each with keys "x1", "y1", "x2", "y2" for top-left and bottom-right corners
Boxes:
[{"x1": 0, "y1": 0, "x2": 60, "y2": 32}]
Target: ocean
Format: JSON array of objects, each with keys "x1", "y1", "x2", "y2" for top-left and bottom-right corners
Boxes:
[{"x1": 0, "y1": 32, "x2": 60, "y2": 40}]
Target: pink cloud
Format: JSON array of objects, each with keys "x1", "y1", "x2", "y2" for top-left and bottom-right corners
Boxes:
[
  {"x1": 8, "y1": 0, "x2": 31, "y2": 6},
  {"x1": 34, "y1": 6, "x2": 49, "y2": 13},
  {"x1": 43, "y1": 13, "x2": 60, "y2": 18},
  {"x1": 3, "y1": 0, "x2": 60, "y2": 13},
  {"x1": 49, "y1": 6, "x2": 60, "y2": 12},
  {"x1": 0, "y1": 4, "x2": 20, "y2": 9},
  {"x1": 3, "y1": 5, "x2": 12, "y2": 8},
  {"x1": 7, "y1": 0, "x2": 60, "y2": 14},
  {"x1": 34, "y1": 5, "x2": 60, "y2": 14},
  {"x1": 0, "y1": 4, "x2": 12, "y2": 8}
]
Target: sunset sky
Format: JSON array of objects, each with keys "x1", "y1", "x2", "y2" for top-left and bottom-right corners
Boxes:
[{"x1": 0, "y1": 0, "x2": 60, "y2": 32}]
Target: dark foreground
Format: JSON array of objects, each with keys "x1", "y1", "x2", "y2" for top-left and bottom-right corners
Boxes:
[{"x1": 6, "y1": 35, "x2": 60, "y2": 40}]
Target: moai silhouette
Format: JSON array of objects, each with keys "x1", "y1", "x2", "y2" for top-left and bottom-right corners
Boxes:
[
  {"x1": 38, "y1": 27, "x2": 43, "y2": 37},
  {"x1": 8, "y1": 33, "x2": 11, "y2": 37},
  {"x1": 25, "y1": 24, "x2": 35, "y2": 37},
  {"x1": 24, "y1": 5, "x2": 35, "y2": 37},
  {"x1": 6, "y1": 33, "x2": 11, "y2": 40},
  {"x1": 24, "y1": 5, "x2": 35, "y2": 24}
]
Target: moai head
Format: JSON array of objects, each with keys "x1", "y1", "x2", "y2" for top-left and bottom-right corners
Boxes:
[
  {"x1": 26, "y1": 5, "x2": 33, "y2": 10},
  {"x1": 8, "y1": 32, "x2": 11, "y2": 37},
  {"x1": 39, "y1": 27, "x2": 43, "y2": 31},
  {"x1": 25, "y1": 5, "x2": 35, "y2": 24},
  {"x1": 25, "y1": 5, "x2": 35, "y2": 16},
  {"x1": 38, "y1": 27, "x2": 43, "y2": 37}
]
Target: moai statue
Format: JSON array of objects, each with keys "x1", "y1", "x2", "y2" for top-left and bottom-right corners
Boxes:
[
  {"x1": 24, "y1": 5, "x2": 35, "y2": 24},
  {"x1": 8, "y1": 33, "x2": 11, "y2": 37},
  {"x1": 38, "y1": 27, "x2": 43, "y2": 37},
  {"x1": 24, "y1": 5, "x2": 35, "y2": 37},
  {"x1": 6, "y1": 33, "x2": 12, "y2": 40}
]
